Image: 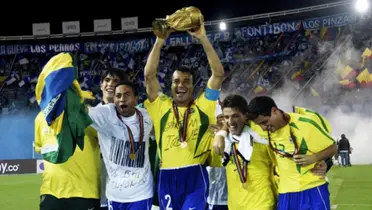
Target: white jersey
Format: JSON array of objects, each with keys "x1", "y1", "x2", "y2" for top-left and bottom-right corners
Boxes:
[
  {"x1": 95, "y1": 102, "x2": 108, "y2": 207},
  {"x1": 89, "y1": 104, "x2": 154, "y2": 203}
]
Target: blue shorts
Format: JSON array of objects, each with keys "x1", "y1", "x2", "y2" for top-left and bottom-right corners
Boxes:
[
  {"x1": 158, "y1": 164, "x2": 209, "y2": 210},
  {"x1": 278, "y1": 183, "x2": 330, "y2": 210},
  {"x1": 108, "y1": 198, "x2": 152, "y2": 210},
  {"x1": 206, "y1": 204, "x2": 228, "y2": 210}
]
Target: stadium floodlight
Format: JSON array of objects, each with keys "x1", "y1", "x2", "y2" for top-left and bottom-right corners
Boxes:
[
  {"x1": 355, "y1": 0, "x2": 369, "y2": 13},
  {"x1": 219, "y1": 22, "x2": 227, "y2": 31}
]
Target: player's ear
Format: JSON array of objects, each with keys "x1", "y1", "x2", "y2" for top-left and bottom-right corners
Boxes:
[
  {"x1": 243, "y1": 112, "x2": 249, "y2": 121},
  {"x1": 134, "y1": 96, "x2": 139, "y2": 105}
]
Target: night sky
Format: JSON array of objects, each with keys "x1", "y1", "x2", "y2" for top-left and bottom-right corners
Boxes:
[{"x1": 0, "y1": 0, "x2": 345, "y2": 36}]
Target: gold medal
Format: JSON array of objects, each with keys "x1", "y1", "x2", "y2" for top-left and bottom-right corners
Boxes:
[
  {"x1": 180, "y1": 142, "x2": 188, "y2": 148},
  {"x1": 129, "y1": 153, "x2": 136, "y2": 160}
]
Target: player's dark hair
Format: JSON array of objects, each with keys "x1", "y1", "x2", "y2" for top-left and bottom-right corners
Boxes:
[
  {"x1": 247, "y1": 96, "x2": 278, "y2": 120},
  {"x1": 101, "y1": 68, "x2": 127, "y2": 82},
  {"x1": 221, "y1": 94, "x2": 249, "y2": 114},
  {"x1": 115, "y1": 81, "x2": 138, "y2": 96},
  {"x1": 173, "y1": 65, "x2": 196, "y2": 84}
]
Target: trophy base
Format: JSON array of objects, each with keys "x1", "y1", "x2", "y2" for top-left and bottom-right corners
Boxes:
[{"x1": 152, "y1": 20, "x2": 169, "y2": 39}]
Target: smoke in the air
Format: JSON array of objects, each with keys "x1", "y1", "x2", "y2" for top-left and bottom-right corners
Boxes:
[{"x1": 271, "y1": 35, "x2": 372, "y2": 165}]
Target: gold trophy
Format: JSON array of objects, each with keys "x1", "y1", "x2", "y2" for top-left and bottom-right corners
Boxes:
[{"x1": 152, "y1": 6, "x2": 204, "y2": 39}]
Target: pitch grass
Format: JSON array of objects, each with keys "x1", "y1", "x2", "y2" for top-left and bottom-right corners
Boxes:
[{"x1": 0, "y1": 165, "x2": 371, "y2": 210}]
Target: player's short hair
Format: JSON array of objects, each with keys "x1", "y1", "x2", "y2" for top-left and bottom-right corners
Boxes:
[
  {"x1": 115, "y1": 81, "x2": 138, "y2": 96},
  {"x1": 101, "y1": 68, "x2": 127, "y2": 82},
  {"x1": 247, "y1": 96, "x2": 277, "y2": 120},
  {"x1": 221, "y1": 94, "x2": 249, "y2": 114},
  {"x1": 173, "y1": 65, "x2": 196, "y2": 84}
]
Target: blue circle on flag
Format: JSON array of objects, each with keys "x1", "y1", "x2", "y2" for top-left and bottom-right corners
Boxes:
[{"x1": 39, "y1": 162, "x2": 44, "y2": 170}]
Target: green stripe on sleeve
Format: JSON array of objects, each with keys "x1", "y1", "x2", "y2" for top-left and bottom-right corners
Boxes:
[{"x1": 298, "y1": 117, "x2": 335, "y2": 143}]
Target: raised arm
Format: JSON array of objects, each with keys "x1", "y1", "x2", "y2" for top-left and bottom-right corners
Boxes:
[
  {"x1": 144, "y1": 37, "x2": 167, "y2": 102},
  {"x1": 188, "y1": 24, "x2": 224, "y2": 90}
]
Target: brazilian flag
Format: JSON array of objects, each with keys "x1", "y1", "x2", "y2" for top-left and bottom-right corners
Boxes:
[{"x1": 35, "y1": 52, "x2": 95, "y2": 164}]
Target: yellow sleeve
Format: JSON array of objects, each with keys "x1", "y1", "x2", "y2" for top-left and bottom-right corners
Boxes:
[
  {"x1": 294, "y1": 106, "x2": 332, "y2": 134},
  {"x1": 298, "y1": 117, "x2": 335, "y2": 153},
  {"x1": 144, "y1": 93, "x2": 171, "y2": 120},
  {"x1": 195, "y1": 85, "x2": 220, "y2": 122},
  {"x1": 248, "y1": 121, "x2": 268, "y2": 139},
  {"x1": 34, "y1": 112, "x2": 43, "y2": 154}
]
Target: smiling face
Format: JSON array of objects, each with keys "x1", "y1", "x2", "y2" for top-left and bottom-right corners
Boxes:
[
  {"x1": 171, "y1": 70, "x2": 194, "y2": 106},
  {"x1": 100, "y1": 74, "x2": 121, "y2": 103},
  {"x1": 114, "y1": 84, "x2": 138, "y2": 117},
  {"x1": 222, "y1": 107, "x2": 247, "y2": 136}
]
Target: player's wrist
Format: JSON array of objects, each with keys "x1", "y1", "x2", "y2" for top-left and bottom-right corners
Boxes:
[
  {"x1": 216, "y1": 130, "x2": 228, "y2": 138},
  {"x1": 313, "y1": 153, "x2": 321, "y2": 162},
  {"x1": 155, "y1": 38, "x2": 166, "y2": 46}
]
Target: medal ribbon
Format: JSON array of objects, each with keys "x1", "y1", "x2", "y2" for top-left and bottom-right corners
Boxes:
[
  {"x1": 116, "y1": 108, "x2": 144, "y2": 156},
  {"x1": 231, "y1": 143, "x2": 248, "y2": 184},
  {"x1": 267, "y1": 129, "x2": 298, "y2": 158},
  {"x1": 172, "y1": 100, "x2": 194, "y2": 143}
]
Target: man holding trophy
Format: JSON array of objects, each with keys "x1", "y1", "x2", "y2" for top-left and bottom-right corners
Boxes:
[{"x1": 144, "y1": 6, "x2": 225, "y2": 210}]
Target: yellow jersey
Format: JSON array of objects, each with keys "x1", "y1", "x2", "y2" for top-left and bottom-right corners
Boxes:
[
  {"x1": 265, "y1": 113, "x2": 335, "y2": 193},
  {"x1": 34, "y1": 112, "x2": 101, "y2": 199},
  {"x1": 226, "y1": 142, "x2": 277, "y2": 210},
  {"x1": 144, "y1": 91, "x2": 219, "y2": 168}
]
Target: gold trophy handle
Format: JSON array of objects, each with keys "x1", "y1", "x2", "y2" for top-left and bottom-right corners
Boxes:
[
  {"x1": 152, "y1": 6, "x2": 204, "y2": 39},
  {"x1": 152, "y1": 19, "x2": 170, "y2": 39}
]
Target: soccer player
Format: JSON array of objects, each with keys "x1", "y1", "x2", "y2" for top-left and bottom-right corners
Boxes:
[
  {"x1": 247, "y1": 96, "x2": 337, "y2": 210},
  {"x1": 88, "y1": 81, "x2": 154, "y2": 210},
  {"x1": 213, "y1": 95, "x2": 277, "y2": 210},
  {"x1": 34, "y1": 114, "x2": 101, "y2": 210},
  {"x1": 97, "y1": 68, "x2": 127, "y2": 210},
  {"x1": 144, "y1": 22, "x2": 225, "y2": 209}
]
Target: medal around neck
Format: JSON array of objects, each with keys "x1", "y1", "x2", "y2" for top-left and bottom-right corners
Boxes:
[
  {"x1": 129, "y1": 153, "x2": 136, "y2": 160},
  {"x1": 152, "y1": 6, "x2": 204, "y2": 39},
  {"x1": 180, "y1": 141, "x2": 188, "y2": 148}
]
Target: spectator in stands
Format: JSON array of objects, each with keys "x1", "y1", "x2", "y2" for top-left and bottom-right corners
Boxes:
[
  {"x1": 144, "y1": 22, "x2": 224, "y2": 210},
  {"x1": 97, "y1": 68, "x2": 127, "y2": 210},
  {"x1": 338, "y1": 134, "x2": 352, "y2": 167}
]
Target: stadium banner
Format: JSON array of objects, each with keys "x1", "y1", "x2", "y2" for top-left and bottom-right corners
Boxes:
[
  {"x1": 153, "y1": 31, "x2": 233, "y2": 47},
  {"x1": 94, "y1": 19, "x2": 112, "y2": 32},
  {"x1": 234, "y1": 21, "x2": 301, "y2": 38},
  {"x1": 0, "y1": 39, "x2": 150, "y2": 56},
  {"x1": 121, "y1": 17, "x2": 138, "y2": 31},
  {"x1": 302, "y1": 13, "x2": 357, "y2": 30},
  {"x1": 0, "y1": 159, "x2": 36, "y2": 175},
  {"x1": 32, "y1": 23, "x2": 51, "y2": 36},
  {"x1": 83, "y1": 39, "x2": 150, "y2": 54},
  {"x1": 62, "y1": 21, "x2": 80, "y2": 34}
]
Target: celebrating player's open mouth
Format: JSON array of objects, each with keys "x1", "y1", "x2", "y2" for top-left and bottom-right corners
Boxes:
[
  {"x1": 119, "y1": 103, "x2": 128, "y2": 110},
  {"x1": 175, "y1": 88, "x2": 188, "y2": 98}
]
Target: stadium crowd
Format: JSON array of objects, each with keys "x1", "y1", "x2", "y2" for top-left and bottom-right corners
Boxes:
[{"x1": 2, "y1": 12, "x2": 372, "y2": 116}]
